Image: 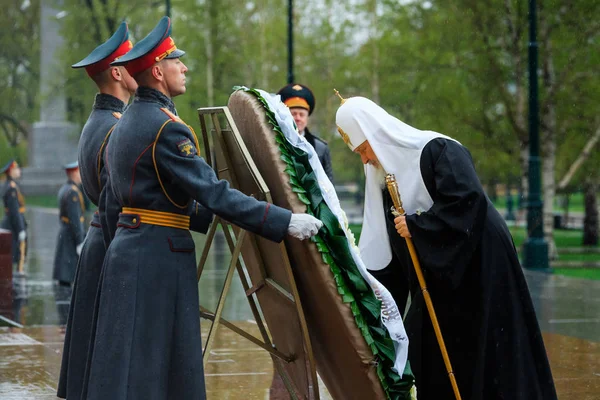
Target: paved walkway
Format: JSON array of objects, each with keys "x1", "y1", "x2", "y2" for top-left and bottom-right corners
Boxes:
[{"x1": 0, "y1": 271, "x2": 598, "y2": 399}]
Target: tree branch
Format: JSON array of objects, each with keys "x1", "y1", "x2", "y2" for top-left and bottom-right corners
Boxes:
[{"x1": 558, "y1": 123, "x2": 600, "y2": 190}]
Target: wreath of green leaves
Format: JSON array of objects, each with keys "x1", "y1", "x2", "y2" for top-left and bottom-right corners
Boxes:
[{"x1": 235, "y1": 87, "x2": 415, "y2": 399}]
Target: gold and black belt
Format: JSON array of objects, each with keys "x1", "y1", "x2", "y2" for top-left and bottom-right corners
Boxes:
[
  {"x1": 61, "y1": 216, "x2": 85, "y2": 224},
  {"x1": 120, "y1": 207, "x2": 189, "y2": 230},
  {"x1": 4, "y1": 207, "x2": 26, "y2": 214}
]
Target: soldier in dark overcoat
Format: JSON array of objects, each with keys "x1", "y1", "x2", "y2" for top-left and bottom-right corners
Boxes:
[
  {"x1": 82, "y1": 16, "x2": 323, "y2": 400},
  {"x1": 52, "y1": 162, "x2": 86, "y2": 331},
  {"x1": 1, "y1": 160, "x2": 27, "y2": 271},
  {"x1": 278, "y1": 83, "x2": 334, "y2": 182},
  {"x1": 1, "y1": 159, "x2": 28, "y2": 327},
  {"x1": 57, "y1": 22, "x2": 137, "y2": 400}
]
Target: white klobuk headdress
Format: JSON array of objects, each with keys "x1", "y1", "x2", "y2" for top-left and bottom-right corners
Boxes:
[{"x1": 335, "y1": 94, "x2": 458, "y2": 270}]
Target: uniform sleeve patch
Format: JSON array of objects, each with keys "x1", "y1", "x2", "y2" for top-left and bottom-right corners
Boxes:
[{"x1": 177, "y1": 138, "x2": 197, "y2": 157}]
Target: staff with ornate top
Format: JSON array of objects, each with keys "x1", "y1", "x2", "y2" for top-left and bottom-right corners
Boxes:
[
  {"x1": 385, "y1": 173, "x2": 461, "y2": 400},
  {"x1": 334, "y1": 90, "x2": 557, "y2": 400}
]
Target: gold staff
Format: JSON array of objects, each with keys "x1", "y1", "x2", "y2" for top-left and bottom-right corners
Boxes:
[{"x1": 386, "y1": 173, "x2": 462, "y2": 400}]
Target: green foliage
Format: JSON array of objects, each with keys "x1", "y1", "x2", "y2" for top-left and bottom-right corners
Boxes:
[
  {"x1": 46, "y1": 0, "x2": 598, "y2": 190},
  {"x1": 0, "y1": 134, "x2": 28, "y2": 166},
  {"x1": 56, "y1": 0, "x2": 163, "y2": 126},
  {"x1": 0, "y1": 0, "x2": 40, "y2": 164}
]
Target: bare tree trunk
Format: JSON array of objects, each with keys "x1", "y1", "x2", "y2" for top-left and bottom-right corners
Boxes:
[
  {"x1": 519, "y1": 147, "x2": 529, "y2": 223},
  {"x1": 541, "y1": 134, "x2": 557, "y2": 258},
  {"x1": 583, "y1": 178, "x2": 599, "y2": 246},
  {"x1": 540, "y1": 17, "x2": 558, "y2": 259},
  {"x1": 259, "y1": 3, "x2": 268, "y2": 89},
  {"x1": 204, "y1": 0, "x2": 215, "y2": 106},
  {"x1": 369, "y1": 0, "x2": 380, "y2": 103},
  {"x1": 558, "y1": 123, "x2": 600, "y2": 190}
]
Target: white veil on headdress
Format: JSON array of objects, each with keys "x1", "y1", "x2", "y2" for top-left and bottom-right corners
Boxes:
[{"x1": 336, "y1": 96, "x2": 457, "y2": 270}]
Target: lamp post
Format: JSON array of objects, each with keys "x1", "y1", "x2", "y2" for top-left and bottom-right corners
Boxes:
[
  {"x1": 287, "y1": 0, "x2": 294, "y2": 84},
  {"x1": 523, "y1": 0, "x2": 549, "y2": 269}
]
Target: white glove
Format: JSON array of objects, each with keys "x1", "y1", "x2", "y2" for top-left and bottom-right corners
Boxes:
[
  {"x1": 76, "y1": 243, "x2": 84, "y2": 256},
  {"x1": 18, "y1": 230, "x2": 26, "y2": 241},
  {"x1": 287, "y1": 213, "x2": 323, "y2": 240}
]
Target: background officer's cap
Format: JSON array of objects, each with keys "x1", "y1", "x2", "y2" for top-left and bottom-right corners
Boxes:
[
  {"x1": 277, "y1": 83, "x2": 316, "y2": 115},
  {"x1": 71, "y1": 22, "x2": 133, "y2": 77},
  {"x1": 1, "y1": 159, "x2": 17, "y2": 175},
  {"x1": 111, "y1": 16, "x2": 185, "y2": 77},
  {"x1": 63, "y1": 161, "x2": 79, "y2": 172}
]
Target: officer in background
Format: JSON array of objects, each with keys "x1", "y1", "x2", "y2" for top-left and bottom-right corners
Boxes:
[
  {"x1": 1, "y1": 159, "x2": 27, "y2": 273},
  {"x1": 57, "y1": 21, "x2": 136, "y2": 400},
  {"x1": 1, "y1": 159, "x2": 28, "y2": 328},
  {"x1": 81, "y1": 17, "x2": 322, "y2": 400},
  {"x1": 52, "y1": 162, "x2": 85, "y2": 333},
  {"x1": 277, "y1": 83, "x2": 334, "y2": 182}
]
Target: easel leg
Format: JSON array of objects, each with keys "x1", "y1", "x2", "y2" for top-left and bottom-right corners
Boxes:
[
  {"x1": 202, "y1": 228, "x2": 247, "y2": 364},
  {"x1": 197, "y1": 217, "x2": 221, "y2": 281},
  {"x1": 220, "y1": 228, "x2": 301, "y2": 399}
]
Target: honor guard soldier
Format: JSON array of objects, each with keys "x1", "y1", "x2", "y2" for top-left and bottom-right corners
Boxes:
[
  {"x1": 1, "y1": 160, "x2": 27, "y2": 273},
  {"x1": 82, "y1": 16, "x2": 322, "y2": 400},
  {"x1": 52, "y1": 162, "x2": 85, "y2": 334},
  {"x1": 1, "y1": 159, "x2": 28, "y2": 328},
  {"x1": 278, "y1": 83, "x2": 334, "y2": 182},
  {"x1": 57, "y1": 22, "x2": 136, "y2": 400}
]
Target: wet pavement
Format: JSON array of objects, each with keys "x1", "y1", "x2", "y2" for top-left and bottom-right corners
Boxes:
[{"x1": 0, "y1": 207, "x2": 598, "y2": 399}]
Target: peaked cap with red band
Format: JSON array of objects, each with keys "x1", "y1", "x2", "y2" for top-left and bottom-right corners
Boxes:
[
  {"x1": 277, "y1": 83, "x2": 316, "y2": 115},
  {"x1": 1, "y1": 159, "x2": 17, "y2": 175},
  {"x1": 71, "y1": 21, "x2": 133, "y2": 77},
  {"x1": 63, "y1": 161, "x2": 79, "y2": 172},
  {"x1": 110, "y1": 16, "x2": 185, "y2": 77}
]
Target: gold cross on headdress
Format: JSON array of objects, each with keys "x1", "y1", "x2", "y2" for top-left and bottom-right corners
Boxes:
[
  {"x1": 333, "y1": 89, "x2": 352, "y2": 147},
  {"x1": 333, "y1": 89, "x2": 346, "y2": 105}
]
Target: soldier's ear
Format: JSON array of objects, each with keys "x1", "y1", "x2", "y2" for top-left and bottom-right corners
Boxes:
[
  {"x1": 110, "y1": 67, "x2": 122, "y2": 82},
  {"x1": 151, "y1": 64, "x2": 164, "y2": 82}
]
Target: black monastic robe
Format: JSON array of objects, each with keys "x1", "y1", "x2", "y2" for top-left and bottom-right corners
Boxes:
[{"x1": 375, "y1": 138, "x2": 557, "y2": 400}]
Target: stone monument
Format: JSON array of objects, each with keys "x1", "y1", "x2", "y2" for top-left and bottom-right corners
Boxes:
[{"x1": 21, "y1": 1, "x2": 79, "y2": 195}]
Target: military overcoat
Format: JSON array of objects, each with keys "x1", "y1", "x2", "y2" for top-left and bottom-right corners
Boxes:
[
  {"x1": 1, "y1": 178, "x2": 27, "y2": 265},
  {"x1": 57, "y1": 94, "x2": 127, "y2": 400},
  {"x1": 304, "y1": 127, "x2": 333, "y2": 182},
  {"x1": 52, "y1": 181, "x2": 85, "y2": 283}
]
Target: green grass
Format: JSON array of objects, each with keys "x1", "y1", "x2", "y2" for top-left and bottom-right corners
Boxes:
[
  {"x1": 25, "y1": 195, "x2": 58, "y2": 208},
  {"x1": 552, "y1": 268, "x2": 600, "y2": 280},
  {"x1": 509, "y1": 227, "x2": 586, "y2": 248},
  {"x1": 557, "y1": 253, "x2": 600, "y2": 262},
  {"x1": 0, "y1": 195, "x2": 58, "y2": 220},
  {"x1": 511, "y1": 227, "x2": 600, "y2": 280},
  {"x1": 491, "y1": 191, "x2": 598, "y2": 213}
]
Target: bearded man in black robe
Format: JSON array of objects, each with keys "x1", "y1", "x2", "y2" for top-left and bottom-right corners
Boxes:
[{"x1": 335, "y1": 96, "x2": 557, "y2": 400}]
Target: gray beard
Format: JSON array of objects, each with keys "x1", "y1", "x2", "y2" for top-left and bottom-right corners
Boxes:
[{"x1": 369, "y1": 165, "x2": 387, "y2": 189}]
